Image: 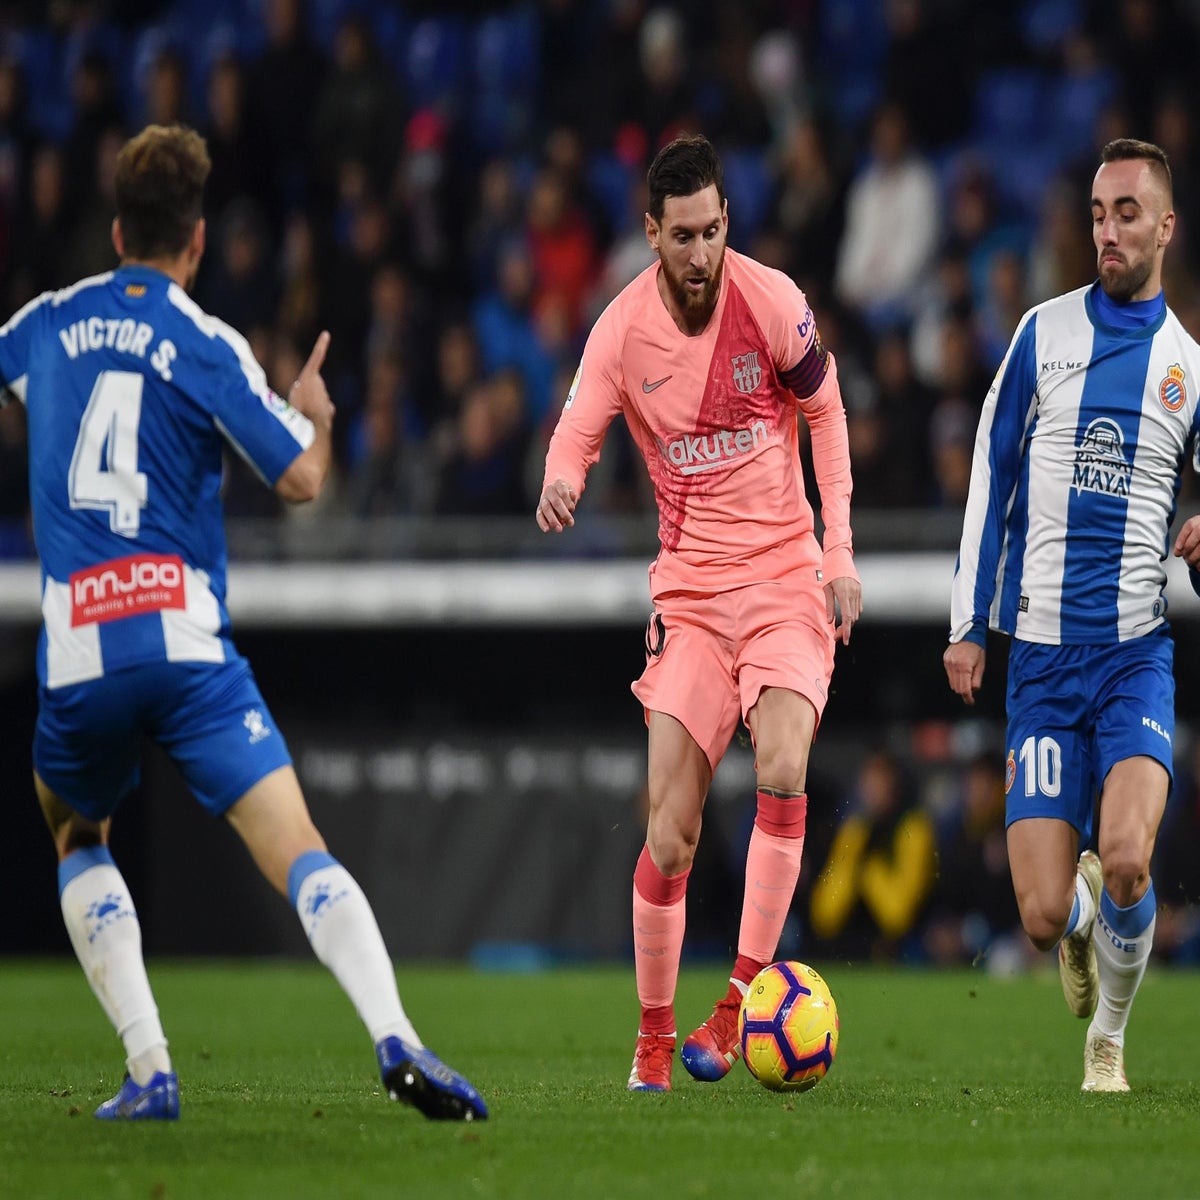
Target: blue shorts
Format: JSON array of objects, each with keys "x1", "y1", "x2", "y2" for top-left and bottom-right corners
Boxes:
[
  {"x1": 34, "y1": 657, "x2": 293, "y2": 821},
  {"x1": 1004, "y1": 630, "x2": 1175, "y2": 843}
]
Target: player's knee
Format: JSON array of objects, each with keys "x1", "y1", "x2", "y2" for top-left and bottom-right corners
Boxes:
[
  {"x1": 1101, "y1": 848, "x2": 1151, "y2": 909},
  {"x1": 1018, "y1": 896, "x2": 1070, "y2": 951},
  {"x1": 754, "y1": 748, "x2": 809, "y2": 795},
  {"x1": 647, "y1": 818, "x2": 700, "y2": 876}
]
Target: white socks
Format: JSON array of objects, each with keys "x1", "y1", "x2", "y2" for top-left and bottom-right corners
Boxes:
[
  {"x1": 58, "y1": 848, "x2": 171, "y2": 1086},
  {"x1": 1089, "y1": 883, "x2": 1156, "y2": 1048},
  {"x1": 288, "y1": 851, "x2": 421, "y2": 1048},
  {"x1": 1064, "y1": 868, "x2": 1098, "y2": 939}
]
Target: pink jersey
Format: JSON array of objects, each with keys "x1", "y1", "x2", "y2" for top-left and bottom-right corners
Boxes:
[{"x1": 543, "y1": 248, "x2": 856, "y2": 596}]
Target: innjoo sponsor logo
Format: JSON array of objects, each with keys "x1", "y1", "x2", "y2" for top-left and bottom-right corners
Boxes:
[
  {"x1": 70, "y1": 552, "x2": 187, "y2": 626},
  {"x1": 665, "y1": 419, "x2": 769, "y2": 474}
]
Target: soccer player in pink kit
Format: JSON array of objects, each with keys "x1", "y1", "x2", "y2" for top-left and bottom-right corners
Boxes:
[{"x1": 537, "y1": 135, "x2": 861, "y2": 1091}]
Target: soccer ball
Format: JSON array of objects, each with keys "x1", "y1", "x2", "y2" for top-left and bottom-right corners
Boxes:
[{"x1": 738, "y1": 961, "x2": 839, "y2": 1092}]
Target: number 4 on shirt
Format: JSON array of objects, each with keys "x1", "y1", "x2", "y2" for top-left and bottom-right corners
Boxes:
[{"x1": 68, "y1": 369, "x2": 148, "y2": 536}]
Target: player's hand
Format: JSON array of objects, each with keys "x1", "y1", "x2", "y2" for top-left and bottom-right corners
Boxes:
[
  {"x1": 536, "y1": 478, "x2": 578, "y2": 533},
  {"x1": 944, "y1": 640, "x2": 985, "y2": 706},
  {"x1": 288, "y1": 330, "x2": 334, "y2": 432},
  {"x1": 824, "y1": 575, "x2": 861, "y2": 646},
  {"x1": 1173, "y1": 514, "x2": 1200, "y2": 569}
]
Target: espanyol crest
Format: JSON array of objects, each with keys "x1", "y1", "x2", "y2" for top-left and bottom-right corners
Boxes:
[{"x1": 731, "y1": 351, "x2": 761, "y2": 394}]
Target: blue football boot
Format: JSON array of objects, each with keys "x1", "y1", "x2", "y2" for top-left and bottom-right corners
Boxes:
[
  {"x1": 94, "y1": 1071, "x2": 180, "y2": 1120},
  {"x1": 376, "y1": 1037, "x2": 488, "y2": 1121}
]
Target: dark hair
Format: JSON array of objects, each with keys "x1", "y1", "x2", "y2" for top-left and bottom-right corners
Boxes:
[
  {"x1": 114, "y1": 124, "x2": 210, "y2": 259},
  {"x1": 646, "y1": 134, "x2": 725, "y2": 222},
  {"x1": 1100, "y1": 137, "x2": 1173, "y2": 202}
]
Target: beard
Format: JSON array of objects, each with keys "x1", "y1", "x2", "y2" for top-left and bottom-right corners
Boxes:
[
  {"x1": 1098, "y1": 250, "x2": 1153, "y2": 304},
  {"x1": 662, "y1": 250, "x2": 724, "y2": 329}
]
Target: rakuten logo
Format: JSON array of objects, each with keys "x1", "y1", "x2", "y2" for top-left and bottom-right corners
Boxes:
[
  {"x1": 666, "y1": 420, "x2": 768, "y2": 475},
  {"x1": 70, "y1": 553, "x2": 187, "y2": 626}
]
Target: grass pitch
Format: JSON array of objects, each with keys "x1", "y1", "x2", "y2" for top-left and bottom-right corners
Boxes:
[{"x1": 1, "y1": 960, "x2": 1198, "y2": 1200}]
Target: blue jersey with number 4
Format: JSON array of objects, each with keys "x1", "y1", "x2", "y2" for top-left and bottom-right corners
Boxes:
[{"x1": 0, "y1": 265, "x2": 313, "y2": 688}]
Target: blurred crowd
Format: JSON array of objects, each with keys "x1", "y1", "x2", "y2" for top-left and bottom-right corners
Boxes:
[
  {"x1": 5, "y1": 0, "x2": 1200, "y2": 554},
  {"x1": 692, "y1": 732, "x2": 1200, "y2": 972}
]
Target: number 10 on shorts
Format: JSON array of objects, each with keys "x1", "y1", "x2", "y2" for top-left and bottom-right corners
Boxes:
[{"x1": 1018, "y1": 735, "x2": 1062, "y2": 797}]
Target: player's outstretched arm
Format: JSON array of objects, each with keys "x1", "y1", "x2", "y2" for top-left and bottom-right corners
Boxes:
[
  {"x1": 276, "y1": 330, "x2": 334, "y2": 503},
  {"x1": 536, "y1": 478, "x2": 579, "y2": 533},
  {"x1": 943, "y1": 639, "x2": 986, "y2": 706}
]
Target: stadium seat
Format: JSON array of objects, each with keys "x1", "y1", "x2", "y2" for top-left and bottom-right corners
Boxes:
[
  {"x1": 1050, "y1": 70, "x2": 1117, "y2": 162},
  {"x1": 587, "y1": 151, "x2": 637, "y2": 235},
  {"x1": 7, "y1": 27, "x2": 71, "y2": 140},
  {"x1": 1019, "y1": 0, "x2": 1083, "y2": 53},
  {"x1": 815, "y1": 0, "x2": 888, "y2": 130},
  {"x1": 473, "y1": 5, "x2": 540, "y2": 96},
  {"x1": 402, "y1": 14, "x2": 469, "y2": 112},
  {"x1": 721, "y1": 149, "x2": 772, "y2": 244},
  {"x1": 972, "y1": 68, "x2": 1048, "y2": 145}
]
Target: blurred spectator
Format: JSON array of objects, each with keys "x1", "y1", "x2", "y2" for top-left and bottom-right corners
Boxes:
[
  {"x1": 922, "y1": 753, "x2": 1024, "y2": 969},
  {"x1": 942, "y1": 161, "x2": 1030, "y2": 317},
  {"x1": 8, "y1": 143, "x2": 71, "y2": 304},
  {"x1": 0, "y1": 57, "x2": 30, "y2": 294},
  {"x1": 701, "y1": 9, "x2": 772, "y2": 151},
  {"x1": 431, "y1": 320, "x2": 482, "y2": 427},
  {"x1": 342, "y1": 353, "x2": 431, "y2": 517},
  {"x1": 524, "y1": 165, "x2": 600, "y2": 344},
  {"x1": 142, "y1": 46, "x2": 191, "y2": 128},
  {"x1": 858, "y1": 330, "x2": 934, "y2": 507},
  {"x1": 435, "y1": 371, "x2": 531, "y2": 516},
  {"x1": 833, "y1": 100, "x2": 940, "y2": 332},
  {"x1": 312, "y1": 12, "x2": 402, "y2": 199},
  {"x1": 808, "y1": 748, "x2": 937, "y2": 960},
  {"x1": 391, "y1": 108, "x2": 458, "y2": 284},
  {"x1": 1026, "y1": 177, "x2": 1096, "y2": 305},
  {"x1": 194, "y1": 197, "x2": 278, "y2": 339},
  {"x1": 976, "y1": 247, "x2": 1030, "y2": 371},
  {"x1": 467, "y1": 158, "x2": 525, "y2": 292},
  {"x1": 928, "y1": 395, "x2": 976, "y2": 510},
  {"x1": 1090, "y1": 0, "x2": 1197, "y2": 138},
  {"x1": 771, "y1": 116, "x2": 842, "y2": 290},
  {"x1": 630, "y1": 7, "x2": 697, "y2": 149},
  {"x1": 747, "y1": 28, "x2": 808, "y2": 152},
  {"x1": 61, "y1": 49, "x2": 122, "y2": 204},
  {"x1": 881, "y1": 0, "x2": 971, "y2": 150},
  {"x1": 202, "y1": 53, "x2": 268, "y2": 230},
  {"x1": 67, "y1": 123, "x2": 122, "y2": 278},
  {"x1": 245, "y1": 0, "x2": 327, "y2": 221},
  {"x1": 275, "y1": 211, "x2": 321, "y2": 349},
  {"x1": 587, "y1": 171, "x2": 655, "y2": 318},
  {"x1": 473, "y1": 238, "x2": 561, "y2": 427},
  {"x1": 323, "y1": 188, "x2": 393, "y2": 419}
]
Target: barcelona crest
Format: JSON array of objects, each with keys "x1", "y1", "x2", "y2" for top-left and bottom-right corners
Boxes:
[
  {"x1": 1004, "y1": 749, "x2": 1016, "y2": 795},
  {"x1": 732, "y1": 351, "x2": 761, "y2": 394}
]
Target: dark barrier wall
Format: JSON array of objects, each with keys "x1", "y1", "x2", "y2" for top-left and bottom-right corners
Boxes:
[{"x1": 3, "y1": 621, "x2": 1198, "y2": 958}]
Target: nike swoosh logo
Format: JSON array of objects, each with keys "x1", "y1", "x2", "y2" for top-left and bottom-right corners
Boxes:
[{"x1": 642, "y1": 375, "x2": 672, "y2": 393}]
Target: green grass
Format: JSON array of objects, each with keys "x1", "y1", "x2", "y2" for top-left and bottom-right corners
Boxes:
[{"x1": 1, "y1": 961, "x2": 1198, "y2": 1200}]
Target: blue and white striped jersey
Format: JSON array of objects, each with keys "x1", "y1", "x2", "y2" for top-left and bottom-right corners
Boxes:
[
  {"x1": 0, "y1": 265, "x2": 313, "y2": 688},
  {"x1": 951, "y1": 282, "x2": 1200, "y2": 646}
]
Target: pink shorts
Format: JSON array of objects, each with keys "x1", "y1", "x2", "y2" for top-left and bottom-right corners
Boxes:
[{"x1": 631, "y1": 566, "x2": 836, "y2": 770}]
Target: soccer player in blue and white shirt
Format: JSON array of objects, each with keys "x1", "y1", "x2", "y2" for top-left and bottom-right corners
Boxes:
[
  {"x1": 0, "y1": 125, "x2": 486, "y2": 1122},
  {"x1": 946, "y1": 138, "x2": 1200, "y2": 1093}
]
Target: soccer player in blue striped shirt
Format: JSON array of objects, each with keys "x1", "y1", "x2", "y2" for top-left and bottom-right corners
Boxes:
[
  {"x1": 945, "y1": 138, "x2": 1200, "y2": 1092},
  {"x1": 0, "y1": 125, "x2": 486, "y2": 1121}
]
